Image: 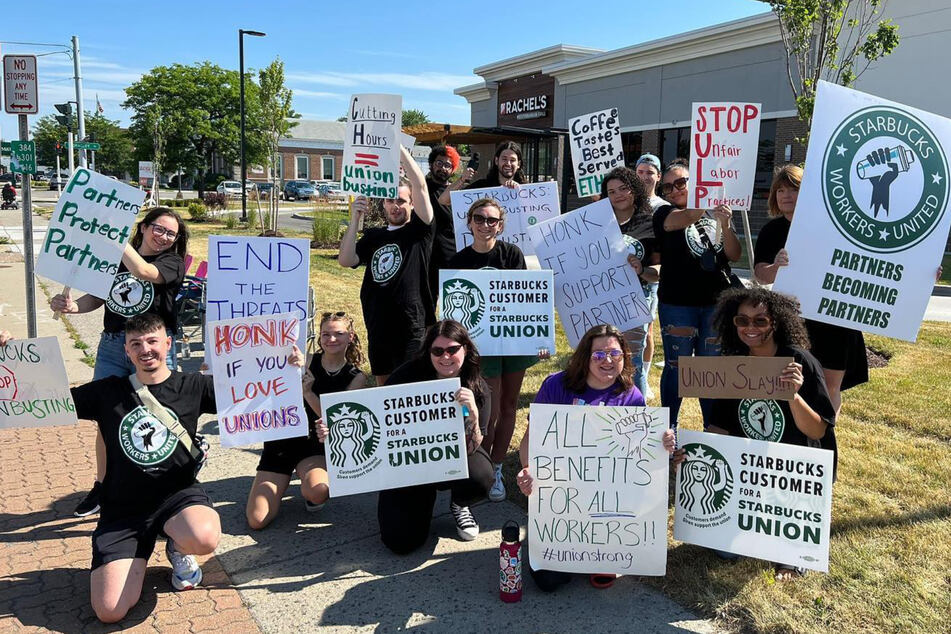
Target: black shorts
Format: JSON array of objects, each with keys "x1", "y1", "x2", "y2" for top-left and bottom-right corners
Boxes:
[
  {"x1": 92, "y1": 485, "x2": 212, "y2": 570},
  {"x1": 367, "y1": 326, "x2": 425, "y2": 377},
  {"x1": 257, "y1": 435, "x2": 325, "y2": 476},
  {"x1": 804, "y1": 319, "x2": 869, "y2": 390}
]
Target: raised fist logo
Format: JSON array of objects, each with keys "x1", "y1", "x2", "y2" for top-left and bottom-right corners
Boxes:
[{"x1": 856, "y1": 145, "x2": 915, "y2": 218}]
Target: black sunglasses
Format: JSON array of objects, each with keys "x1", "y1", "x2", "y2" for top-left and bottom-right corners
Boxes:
[
  {"x1": 660, "y1": 177, "x2": 689, "y2": 195},
  {"x1": 430, "y1": 344, "x2": 463, "y2": 357},
  {"x1": 471, "y1": 214, "x2": 501, "y2": 227}
]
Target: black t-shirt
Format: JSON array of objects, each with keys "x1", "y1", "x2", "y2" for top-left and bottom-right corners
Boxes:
[
  {"x1": 427, "y1": 173, "x2": 457, "y2": 270},
  {"x1": 355, "y1": 213, "x2": 435, "y2": 339},
  {"x1": 466, "y1": 176, "x2": 501, "y2": 191},
  {"x1": 386, "y1": 357, "x2": 491, "y2": 435},
  {"x1": 712, "y1": 346, "x2": 837, "y2": 461},
  {"x1": 447, "y1": 241, "x2": 526, "y2": 271},
  {"x1": 301, "y1": 353, "x2": 363, "y2": 435},
  {"x1": 71, "y1": 372, "x2": 216, "y2": 516},
  {"x1": 753, "y1": 216, "x2": 791, "y2": 267},
  {"x1": 653, "y1": 204, "x2": 730, "y2": 306},
  {"x1": 102, "y1": 251, "x2": 185, "y2": 333}
]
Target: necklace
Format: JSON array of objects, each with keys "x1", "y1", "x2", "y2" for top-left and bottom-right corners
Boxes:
[{"x1": 322, "y1": 359, "x2": 346, "y2": 376}]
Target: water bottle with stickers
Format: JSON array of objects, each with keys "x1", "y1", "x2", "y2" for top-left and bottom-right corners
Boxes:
[{"x1": 499, "y1": 520, "x2": 522, "y2": 603}]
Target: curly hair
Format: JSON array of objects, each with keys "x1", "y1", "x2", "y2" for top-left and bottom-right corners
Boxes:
[
  {"x1": 599, "y1": 167, "x2": 651, "y2": 217},
  {"x1": 428, "y1": 145, "x2": 460, "y2": 171},
  {"x1": 318, "y1": 312, "x2": 364, "y2": 367},
  {"x1": 563, "y1": 324, "x2": 634, "y2": 395},
  {"x1": 418, "y1": 320, "x2": 487, "y2": 405},
  {"x1": 713, "y1": 287, "x2": 810, "y2": 354},
  {"x1": 767, "y1": 164, "x2": 803, "y2": 217}
]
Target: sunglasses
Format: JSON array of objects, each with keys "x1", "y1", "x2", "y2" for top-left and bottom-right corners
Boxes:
[
  {"x1": 149, "y1": 224, "x2": 178, "y2": 240},
  {"x1": 471, "y1": 214, "x2": 501, "y2": 227},
  {"x1": 430, "y1": 344, "x2": 463, "y2": 357},
  {"x1": 733, "y1": 315, "x2": 772, "y2": 328},
  {"x1": 660, "y1": 177, "x2": 689, "y2": 196},
  {"x1": 591, "y1": 349, "x2": 624, "y2": 361}
]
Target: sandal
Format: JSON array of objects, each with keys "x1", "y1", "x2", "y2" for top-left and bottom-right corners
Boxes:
[
  {"x1": 774, "y1": 564, "x2": 806, "y2": 580},
  {"x1": 589, "y1": 573, "x2": 616, "y2": 589}
]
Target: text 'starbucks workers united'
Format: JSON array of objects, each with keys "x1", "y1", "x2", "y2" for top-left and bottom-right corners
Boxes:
[{"x1": 774, "y1": 81, "x2": 951, "y2": 341}]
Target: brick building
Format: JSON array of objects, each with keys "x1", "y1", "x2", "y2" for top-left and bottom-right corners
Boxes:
[{"x1": 247, "y1": 119, "x2": 345, "y2": 183}]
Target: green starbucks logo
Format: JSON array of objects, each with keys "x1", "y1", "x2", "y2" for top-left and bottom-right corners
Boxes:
[
  {"x1": 822, "y1": 106, "x2": 948, "y2": 252},
  {"x1": 679, "y1": 443, "x2": 733, "y2": 516},
  {"x1": 441, "y1": 278, "x2": 485, "y2": 332},
  {"x1": 528, "y1": 216, "x2": 537, "y2": 225},
  {"x1": 738, "y1": 399, "x2": 785, "y2": 442},
  {"x1": 370, "y1": 244, "x2": 402, "y2": 283},
  {"x1": 106, "y1": 272, "x2": 155, "y2": 317},
  {"x1": 327, "y1": 403, "x2": 380, "y2": 469},
  {"x1": 623, "y1": 235, "x2": 645, "y2": 261},
  {"x1": 118, "y1": 406, "x2": 180, "y2": 467},
  {"x1": 685, "y1": 217, "x2": 722, "y2": 258}
]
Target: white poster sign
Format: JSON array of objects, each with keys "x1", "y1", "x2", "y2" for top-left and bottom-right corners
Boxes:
[
  {"x1": 449, "y1": 181, "x2": 559, "y2": 256},
  {"x1": 342, "y1": 93, "x2": 401, "y2": 199},
  {"x1": 205, "y1": 236, "x2": 310, "y2": 357},
  {"x1": 687, "y1": 102, "x2": 761, "y2": 211},
  {"x1": 0, "y1": 337, "x2": 77, "y2": 428},
  {"x1": 528, "y1": 404, "x2": 669, "y2": 575},
  {"x1": 322, "y1": 378, "x2": 467, "y2": 497},
  {"x1": 35, "y1": 168, "x2": 143, "y2": 297},
  {"x1": 527, "y1": 198, "x2": 651, "y2": 348},
  {"x1": 568, "y1": 108, "x2": 625, "y2": 197},
  {"x1": 674, "y1": 430, "x2": 834, "y2": 572},
  {"x1": 773, "y1": 81, "x2": 951, "y2": 341},
  {"x1": 209, "y1": 313, "x2": 306, "y2": 448},
  {"x1": 437, "y1": 269, "x2": 555, "y2": 356}
]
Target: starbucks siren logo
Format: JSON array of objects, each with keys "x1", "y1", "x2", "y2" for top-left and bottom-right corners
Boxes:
[
  {"x1": 441, "y1": 278, "x2": 485, "y2": 333},
  {"x1": 623, "y1": 235, "x2": 645, "y2": 261},
  {"x1": 822, "y1": 105, "x2": 948, "y2": 252},
  {"x1": 370, "y1": 244, "x2": 402, "y2": 283},
  {"x1": 679, "y1": 443, "x2": 733, "y2": 516},
  {"x1": 106, "y1": 272, "x2": 155, "y2": 317},
  {"x1": 118, "y1": 406, "x2": 180, "y2": 467},
  {"x1": 738, "y1": 399, "x2": 785, "y2": 442},
  {"x1": 685, "y1": 217, "x2": 722, "y2": 258},
  {"x1": 327, "y1": 402, "x2": 380, "y2": 469}
]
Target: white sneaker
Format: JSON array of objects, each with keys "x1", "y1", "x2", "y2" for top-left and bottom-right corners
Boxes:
[
  {"x1": 450, "y1": 502, "x2": 479, "y2": 541},
  {"x1": 488, "y1": 464, "x2": 506, "y2": 502},
  {"x1": 165, "y1": 540, "x2": 202, "y2": 591}
]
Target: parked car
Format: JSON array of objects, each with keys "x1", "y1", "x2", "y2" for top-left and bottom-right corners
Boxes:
[
  {"x1": 318, "y1": 181, "x2": 344, "y2": 197},
  {"x1": 48, "y1": 175, "x2": 68, "y2": 190},
  {"x1": 216, "y1": 180, "x2": 242, "y2": 196},
  {"x1": 0, "y1": 173, "x2": 21, "y2": 185},
  {"x1": 282, "y1": 180, "x2": 316, "y2": 201},
  {"x1": 256, "y1": 182, "x2": 275, "y2": 199}
]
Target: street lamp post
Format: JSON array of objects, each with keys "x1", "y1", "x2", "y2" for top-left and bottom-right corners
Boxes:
[{"x1": 239, "y1": 28, "x2": 266, "y2": 222}]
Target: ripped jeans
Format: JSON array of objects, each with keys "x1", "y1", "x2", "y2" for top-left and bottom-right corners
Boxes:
[{"x1": 658, "y1": 302, "x2": 720, "y2": 430}]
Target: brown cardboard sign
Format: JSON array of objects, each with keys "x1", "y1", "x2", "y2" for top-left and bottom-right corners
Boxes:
[{"x1": 678, "y1": 356, "x2": 796, "y2": 400}]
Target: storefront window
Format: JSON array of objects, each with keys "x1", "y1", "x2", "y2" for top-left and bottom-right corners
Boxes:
[
  {"x1": 621, "y1": 132, "x2": 642, "y2": 166},
  {"x1": 660, "y1": 127, "x2": 690, "y2": 166},
  {"x1": 753, "y1": 119, "x2": 777, "y2": 204}
]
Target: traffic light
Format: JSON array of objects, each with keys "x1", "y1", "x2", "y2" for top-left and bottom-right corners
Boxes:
[
  {"x1": 55, "y1": 142, "x2": 61, "y2": 151},
  {"x1": 54, "y1": 103, "x2": 73, "y2": 132}
]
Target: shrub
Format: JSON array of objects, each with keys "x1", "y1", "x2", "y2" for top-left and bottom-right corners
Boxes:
[
  {"x1": 188, "y1": 202, "x2": 208, "y2": 222},
  {"x1": 246, "y1": 206, "x2": 258, "y2": 230},
  {"x1": 203, "y1": 192, "x2": 227, "y2": 211},
  {"x1": 224, "y1": 214, "x2": 238, "y2": 229},
  {"x1": 312, "y1": 217, "x2": 344, "y2": 246}
]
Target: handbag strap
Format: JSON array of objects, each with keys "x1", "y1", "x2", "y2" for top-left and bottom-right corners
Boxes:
[{"x1": 128, "y1": 374, "x2": 201, "y2": 461}]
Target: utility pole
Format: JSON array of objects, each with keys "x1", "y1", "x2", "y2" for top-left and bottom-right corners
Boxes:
[{"x1": 72, "y1": 36, "x2": 87, "y2": 168}]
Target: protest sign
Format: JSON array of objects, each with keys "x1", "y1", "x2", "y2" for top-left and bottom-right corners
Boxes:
[
  {"x1": 0, "y1": 337, "x2": 77, "y2": 429},
  {"x1": 568, "y1": 108, "x2": 625, "y2": 197},
  {"x1": 322, "y1": 378, "x2": 467, "y2": 497},
  {"x1": 449, "y1": 181, "x2": 559, "y2": 256},
  {"x1": 205, "y1": 236, "x2": 310, "y2": 357},
  {"x1": 773, "y1": 81, "x2": 951, "y2": 341},
  {"x1": 437, "y1": 269, "x2": 554, "y2": 356},
  {"x1": 209, "y1": 313, "x2": 306, "y2": 448},
  {"x1": 674, "y1": 430, "x2": 833, "y2": 572},
  {"x1": 527, "y1": 198, "x2": 651, "y2": 348},
  {"x1": 679, "y1": 356, "x2": 795, "y2": 400},
  {"x1": 342, "y1": 93, "x2": 401, "y2": 199},
  {"x1": 687, "y1": 102, "x2": 761, "y2": 210},
  {"x1": 527, "y1": 404, "x2": 669, "y2": 575},
  {"x1": 35, "y1": 168, "x2": 144, "y2": 298}
]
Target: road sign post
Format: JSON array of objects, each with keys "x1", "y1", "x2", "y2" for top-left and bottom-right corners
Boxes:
[
  {"x1": 74, "y1": 141, "x2": 100, "y2": 150},
  {"x1": 10, "y1": 140, "x2": 35, "y2": 174}
]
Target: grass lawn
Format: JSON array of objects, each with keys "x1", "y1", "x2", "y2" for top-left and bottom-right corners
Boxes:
[{"x1": 183, "y1": 211, "x2": 950, "y2": 633}]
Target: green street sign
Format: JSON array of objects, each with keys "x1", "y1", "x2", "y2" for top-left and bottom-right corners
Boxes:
[
  {"x1": 0, "y1": 141, "x2": 9, "y2": 156},
  {"x1": 10, "y1": 141, "x2": 36, "y2": 174},
  {"x1": 74, "y1": 141, "x2": 101, "y2": 150}
]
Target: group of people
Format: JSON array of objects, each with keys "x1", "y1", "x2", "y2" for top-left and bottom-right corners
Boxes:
[{"x1": 5, "y1": 138, "x2": 888, "y2": 623}]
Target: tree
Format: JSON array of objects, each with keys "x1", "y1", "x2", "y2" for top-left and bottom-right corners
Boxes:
[
  {"x1": 402, "y1": 109, "x2": 430, "y2": 128},
  {"x1": 760, "y1": 0, "x2": 900, "y2": 127},
  {"x1": 32, "y1": 112, "x2": 133, "y2": 175},
  {"x1": 256, "y1": 58, "x2": 299, "y2": 232}
]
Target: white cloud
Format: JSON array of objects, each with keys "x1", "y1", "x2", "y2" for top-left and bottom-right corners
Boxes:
[
  {"x1": 44, "y1": 70, "x2": 143, "y2": 85},
  {"x1": 291, "y1": 88, "x2": 348, "y2": 99},
  {"x1": 286, "y1": 71, "x2": 478, "y2": 91}
]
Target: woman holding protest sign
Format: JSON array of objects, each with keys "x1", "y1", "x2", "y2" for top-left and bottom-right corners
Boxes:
[
  {"x1": 516, "y1": 324, "x2": 676, "y2": 591},
  {"x1": 653, "y1": 159, "x2": 742, "y2": 432},
  {"x1": 447, "y1": 198, "x2": 549, "y2": 504},
  {"x1": 50, "y1": 206, "x2": 190, "y2": 517},
  {"x1": 246, "y1": 311, "x2": 367, "y2": 529},
  {"x1": 371, "y1": 320, "x2": 494, "y2": 553}
]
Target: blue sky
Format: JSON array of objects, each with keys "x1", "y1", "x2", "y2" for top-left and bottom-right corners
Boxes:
[{"x1": 1, "y1": 0, "x2": 769, "y2": 138}]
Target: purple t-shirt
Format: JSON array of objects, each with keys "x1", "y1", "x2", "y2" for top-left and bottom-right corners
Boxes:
[{"x1": 534, "y1": 371, "x2": 645, "y2": 407}]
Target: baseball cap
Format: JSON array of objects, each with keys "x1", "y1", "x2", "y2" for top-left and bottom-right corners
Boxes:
[{"x1": 636, "y1": 153, "x2": 661, "y2": 171}]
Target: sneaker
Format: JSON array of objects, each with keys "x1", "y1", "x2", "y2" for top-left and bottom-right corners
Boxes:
[
  {"x1": 73, "y1": 481, "x2": 102, "y2": 517},
  {"x1": 165, "y1": 540, "x2": 202, "y2": 591},
  {"x1": 488, "y1": 464, "x2": 506, "y2": 502},
  {"x1": 450, "y1": 502, "x2": 479, "y2": 541},
  {"x1": 304, "y1": 499, "x2": 325, "y2": 513}
]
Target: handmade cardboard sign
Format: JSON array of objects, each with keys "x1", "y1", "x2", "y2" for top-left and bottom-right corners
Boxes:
[
  {"x1": 773, "y1": 81, "x2": 951, "y2": 341},
  {"x1": 450, "y1": 181, "x2": 559, "y2": 256},
  {"x1": 0, "y1": 337, "x2": 77, "y2": 428},
  {"x1": 35, "y1": 168, "x2": 144, "y2": 297},
  {"x1": 342, "y1": 93, "x2": 402, "y2": 199},
  {"x1": 438, "y1": 269, "x2": 554, "y2": 356},
  {"x1": 322, "y1": 378, "x2": 468, "y2": 497},
  {"x1": 568, "y1": 108, "x2": 624, "y2": 197},
  {"x1": 678, "y1": 356, "x2": 796, "y2": 400},
  {"x1": 527, "y1": 198, "x2": 651, "y2": 348},
  {"x1": 528, "y1": 404, "x2": 670, "y2": 575},
  {"x1": 687, "y1": 102, "x2": 761, "y2": 211},
  {"x1": 674, "y1": 430, "x2": 834, "y2": 572},
  {"x1": 209, "y1": 313, "x2": 306, "y2": 448}
]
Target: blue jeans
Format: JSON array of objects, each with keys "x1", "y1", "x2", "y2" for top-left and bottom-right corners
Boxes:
[
  {"x1": 93, "y1": 330, "x2": 177, "y2": 380},
  {"x1": 623, "y1": 283, "x2": 655, "y2": 400},
  {"x1": 658, "y1": 302, "x2": 719, "y2": 429}
]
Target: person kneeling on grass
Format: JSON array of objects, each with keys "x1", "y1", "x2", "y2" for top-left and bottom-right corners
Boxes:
[
  {"x1": 0, "y1": 315, "x2": 304, "y2": 623},
  {"x1": 516, "y1": 324, "x2": 676, "y2": 591}
]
